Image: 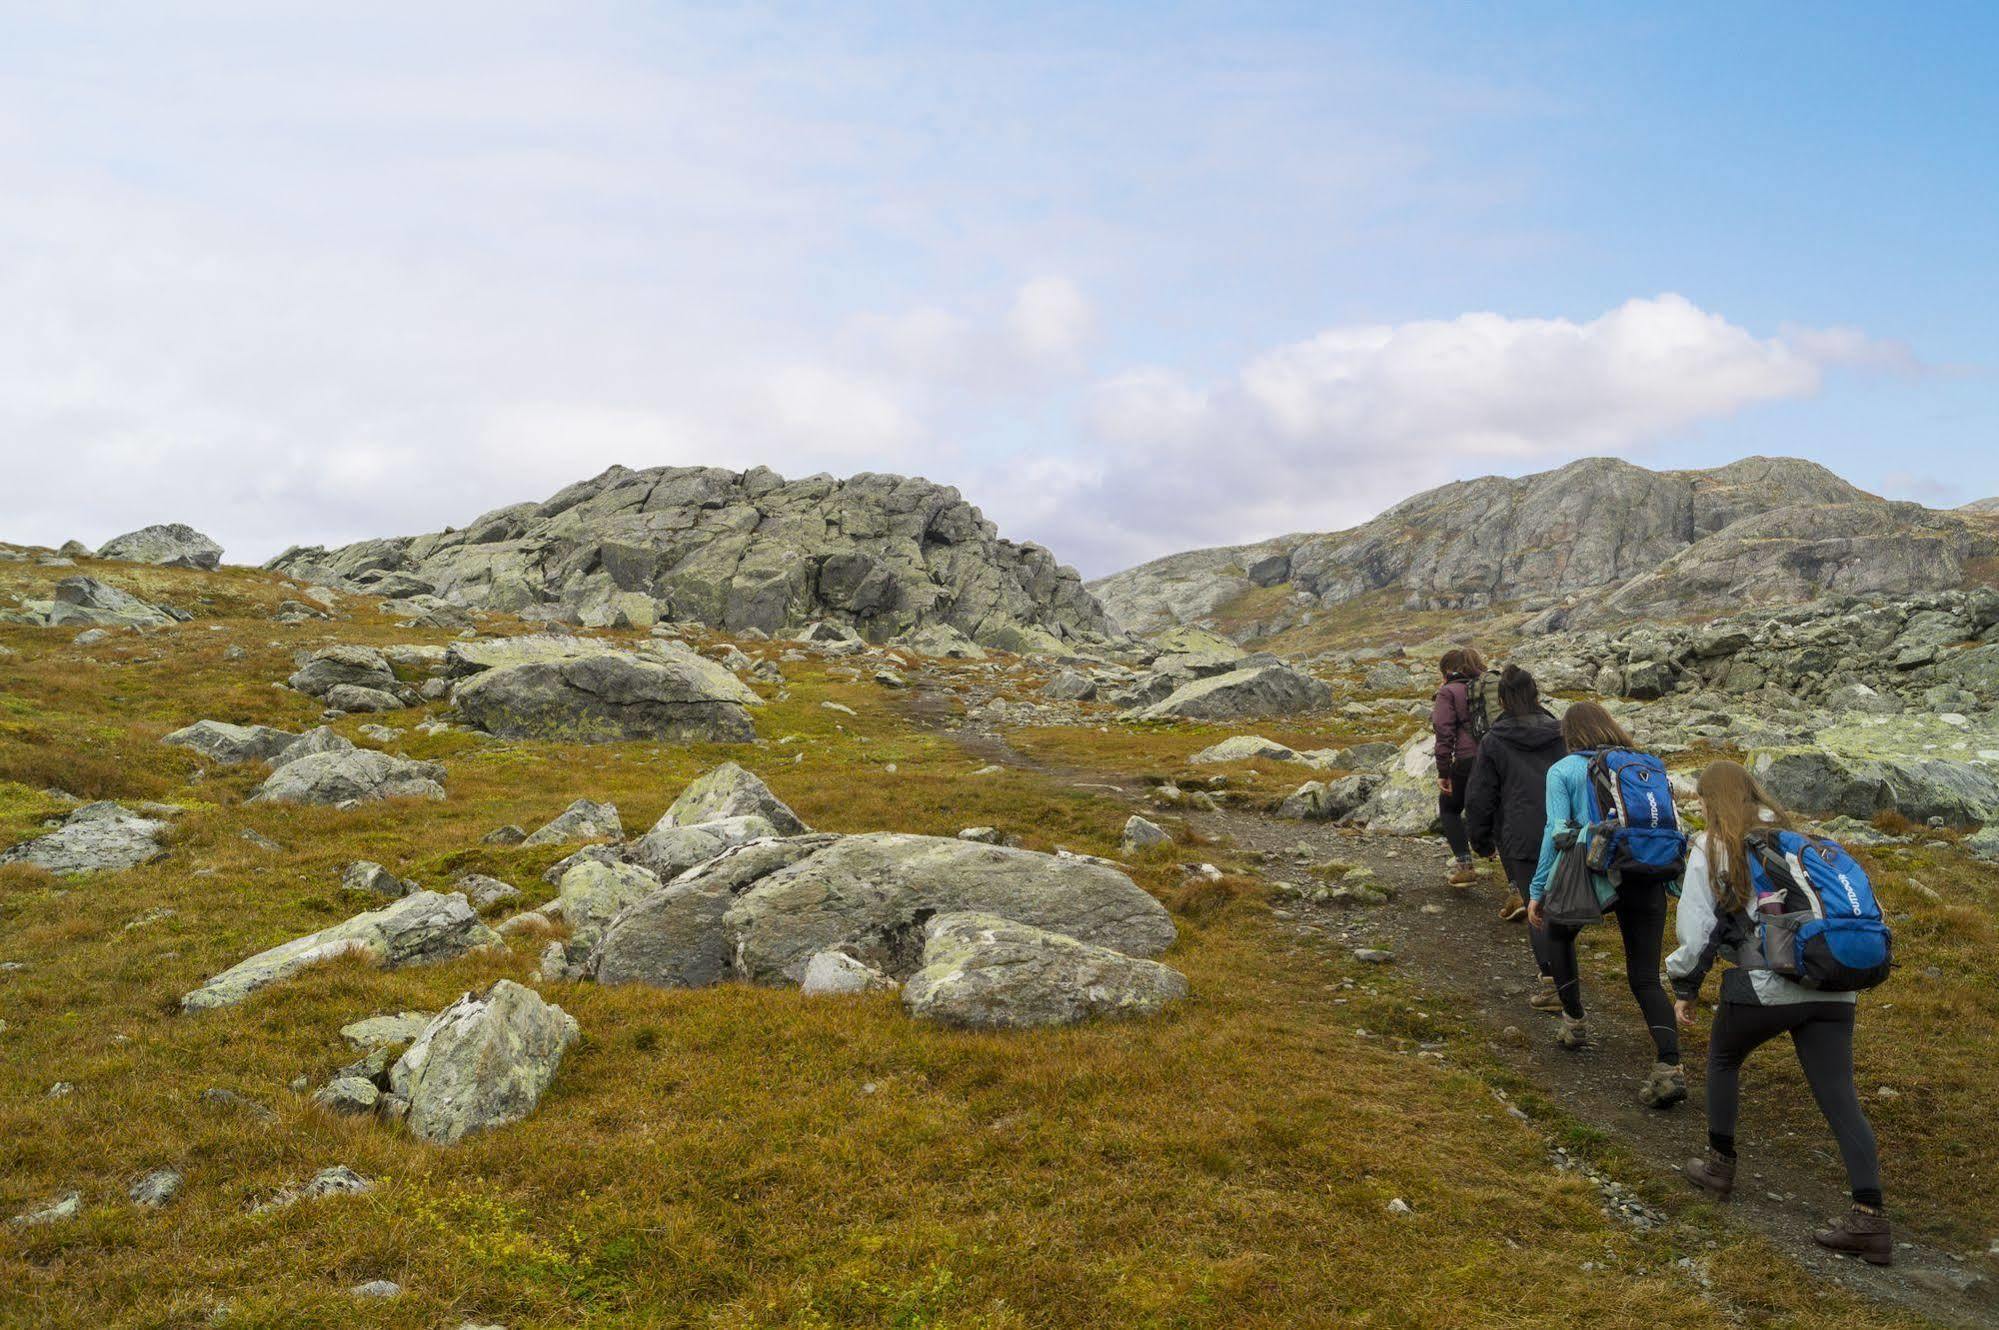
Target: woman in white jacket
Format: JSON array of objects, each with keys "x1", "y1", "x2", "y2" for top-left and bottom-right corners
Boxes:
[{"x1": 1666, "y1": 760, "x2": 1889, "y2": 1265}]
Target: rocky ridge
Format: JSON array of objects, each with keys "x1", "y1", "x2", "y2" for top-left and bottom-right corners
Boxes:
[
  {"x1": 266, "y1": 466, "x2": 1117, "y2": 651},
  {"x1": 1092, "y1": 456, "x2": 1999, "y2": 637}
]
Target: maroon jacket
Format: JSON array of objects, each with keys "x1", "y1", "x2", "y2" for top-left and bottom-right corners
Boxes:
[{"x1": 1431, "y1": 675, "x2": 1478, "y2": 777}]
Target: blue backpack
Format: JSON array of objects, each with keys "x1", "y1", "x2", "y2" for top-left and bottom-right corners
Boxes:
[
  {"x1": 1580, "y1": 749, "x2": 1688, "y2": 889},
  {"x1": 1743, "y1": 830, "x2": 1894, "y2": 992}
]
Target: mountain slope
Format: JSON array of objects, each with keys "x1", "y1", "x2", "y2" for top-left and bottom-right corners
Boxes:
[
  {"x1": 1092, "y1": 456, "x2": 1999, "y2": 635},
  {"x1": 268, "y1": 465, "x2": 1117, "y2": 649}
]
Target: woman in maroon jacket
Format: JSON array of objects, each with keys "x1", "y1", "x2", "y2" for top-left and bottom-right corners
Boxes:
[{"x1": 1431, "y1": 646, "x2": 1486, "y2": 886}]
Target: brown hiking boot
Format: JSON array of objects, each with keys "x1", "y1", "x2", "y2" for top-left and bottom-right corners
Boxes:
[
  {"x1": 1639, "y1": 1062, "x2": 1687, "y2": 1110},
  {"x1": 1555, "y1": 1015, "x2": 1588, "y2": 1051},
  {"x1": 1814, "y1": 1207, "x2": 1893, "y2": 1266},
  {"x1": 1447, "y1": 862, "x2": 1477, "y2": 888},
  {"x1": 1683, "y1": 1150, "x2": 1736, "y2": 1200},
  {"x1": 1498, "y1": 895, "x2": 1527, "y2": 922},
  {"x1": 1528, "y1": 977, "x2": 1563, "y2": 1013}
]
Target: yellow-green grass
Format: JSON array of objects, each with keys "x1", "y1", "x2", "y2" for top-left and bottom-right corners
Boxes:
[{"x1": 0, "y1": 561, "x2": 1934, "y2": 1326}]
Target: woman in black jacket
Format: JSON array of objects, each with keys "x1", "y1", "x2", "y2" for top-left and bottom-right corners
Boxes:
[{"x1": 1464, "y1": 665, "x2": 1565, "y2": 1012}]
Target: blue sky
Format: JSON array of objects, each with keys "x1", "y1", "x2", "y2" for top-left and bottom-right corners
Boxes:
[{"x1": 2, "y1": 1, "x2": 1993, "y2": 573}]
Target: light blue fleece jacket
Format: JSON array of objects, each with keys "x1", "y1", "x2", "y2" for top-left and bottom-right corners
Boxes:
[{"x1": 1527, "y1": 752, "x2": 1606, "y2": 902}]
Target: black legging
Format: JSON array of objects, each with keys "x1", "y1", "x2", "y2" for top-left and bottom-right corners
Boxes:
[
  {"x1": 1707, "y1": 999, "x2": 1882, "y2": 1207},
  {"x1": 1438, "y1": 756, "x2": 1476, "y2": 860},
  {"x1": 1544, "y1": 880, "x2": 1680, "y2": 1063},
  {"x1": 1503, "y1": 855, "x2": 1553, "y2": 978}
]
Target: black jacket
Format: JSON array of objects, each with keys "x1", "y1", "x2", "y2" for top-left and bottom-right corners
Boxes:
[{"x1": 1464, "y1": 712, "x2": 1565, "y2": 863}]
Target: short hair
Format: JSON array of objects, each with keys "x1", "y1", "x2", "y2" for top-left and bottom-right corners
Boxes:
[
  {"x1": 1498, "y1": 664, "x2": 1540, "y2": 717},
  {"x1": 1560, "y1": 699, "x2": 1635, "y2": 751}
]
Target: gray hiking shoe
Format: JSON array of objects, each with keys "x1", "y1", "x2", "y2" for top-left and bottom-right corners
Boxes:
[
  {"x1": 1528, "y1": 977, "x2": 1563, "y2": 1013},
  {"x1": 1555, "y1": 1015, "x2": 1588, "y2": 1051},
  {"x1": 1639, "y1": 1062, "x2": 1687, "y2": 1109}
]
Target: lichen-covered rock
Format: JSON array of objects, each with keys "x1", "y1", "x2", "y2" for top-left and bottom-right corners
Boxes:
[
  {"x1": 1135, "y1": 663, "x2": 1331, "y2": 721},
  {"x1": 800, "y1": 950, "x2": 895, "y2": 995},
  {"x1": 96, "y1": 523, "x2": 222, "y2": 570},
  {"x1": 902, "y1": 913, "x2": 1189, "y2": 1029},
  {"x1": 725, "y1": 833, "x2": 1177, "y2": 984},
  {"x1": 1279, "y1": 773, "x2": 1382, "y2": 822},
  {"x1": 0, "y1": 801, "x2": 168, "y2": 875},
  {"x1": 627, "y1": 815, "x2": 778, "y2": 880},
  {"x1": 288, "y1": 645, "x2": 397, "y2": 699},
  {"x1": 341, "y1": 861, "x2": 415, "y2": 899},
  {"x1": 1190, "y1": 735, "x2": 1298, "y2": 764},
  {"x1": 388, "y1": 980, "x2": 578, "y2": 1145},
  {"x1": 181, "y1": 891, "x2": 501, "y2": 1011},
  {"x1": 323, "y1": 684, "x2": 405, "y2": 713},
  {"x1": 268, "y1": 725, "x2": 356, "y2": 770},
  {"x1": 452, "y1": 652, "x2": 755, "y2": 743},
  {"x1": 1751, "y1": 748, "x2": 1999, "y2": 828},
  {"x1": 264, "y1": 466, "x2": 1118, "y2": 649},
  {"x1": 455, "y1": 874, "x2": 521, "y2": 909},
  {"x1": 1119, "y1": 815, "x2": 1171, "y2": 854},
  {"x1": 590, "y1": 836, "x2": 838, "y2": 990},
  {"x1": 38, "y1": 576, "x2": 179, "y2": 629},
  {"x1": 161, "y1": 720, "x2": 299, "y2": 766},
  {"x1": 522, "y1": 798, "x2": 623, "y2": 847},
  {"x1": 249, "y1": 749, "x2": 446, "y2": 805},
  {"x1": 554, "y1": 859, "x2": 663, "y2": 956},
  {"x1": 651, "y1": 763, "x2": 808, "y2": 836},
  {"x1": 1351, "y1": 734, "x2": 1444, "y2": 836}
]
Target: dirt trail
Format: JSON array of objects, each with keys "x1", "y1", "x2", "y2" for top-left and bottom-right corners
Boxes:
[
  {"x1": 1202, "y1": 809, "x2": 1995, "y2": 1329},
  {"x1": 899, "y1": 685, "x2": 1996, "y2": 1328}
]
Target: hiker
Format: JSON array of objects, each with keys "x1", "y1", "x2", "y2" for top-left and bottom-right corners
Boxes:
[
  {"x1": 1430, "y1": 646, "x2": 1487, "y2": 887},
  {"x1": 1668, "y1": 760, "x2": 1891, "y2": 1264},
  {"x1": 1524, "y1": 700, "x2": 1685, "y2": 1108},
  {"x1": 1463, "y1": 667, "x2": 1564, "y2": 1012}
]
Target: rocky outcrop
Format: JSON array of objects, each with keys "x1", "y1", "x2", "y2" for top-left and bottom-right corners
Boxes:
[
  {"x1": 0, "y1": 801, "x2": 169, "y2": 875},
  {"x1": 288, "y1": 645, "x2": 399, "y2": 699},
  {"x1": 1134, "y1": 662, "x2": 1331, "y2": 721},
  {"x1": 161, "y1": 721, "x2": 299, "y2": 766},
  {"x1": 180, "y1": 891, "x2": 501, "y2": 1011},
  {"x1": 521, "y1": 798, "x2": 623, "y2": 847},
  {"x1": 1092, "y1": 457, "x2": 1999, "y2": 636},
  {"x1": 96, "y1": 524, "x2": 223, "y2": 570},
  {"x1": 723, "y1": 833, "x2": 1177, "y2": 984},
  {"x1": 648, "y1": 762, "x2": 808, "y2": 836},
  {"x1": 451, "y1": 647, "x2": 757, "y2": 744},
  {"x1": 5, "y1": 576, "x2": 184, "y2": 629},
  {"x1": 265, "y1": 465, "x2": 1117, "y2": 649},
  {"x1": 387, "y1": 981, "x2": 578, "y2": 1144},
  {"x1": 902, "y1": 913, "x2": 1190, "y2": 1029},
  {"x1": 249, "y1": 749, "x2": 447, "y2": 805}
]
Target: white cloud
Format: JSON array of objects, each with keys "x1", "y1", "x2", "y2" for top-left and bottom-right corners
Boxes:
[
  {"x1": 760, "y1": 366, "x2": 924, "y2": 458},
  {"x1": 1007, "y1": 276, "x2": 1095, "y2": 364},
  {"x1": 982, "y1": 295, "x2": 1834, "y2": 574}
]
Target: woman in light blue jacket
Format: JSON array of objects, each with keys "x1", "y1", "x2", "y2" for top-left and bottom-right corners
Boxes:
[{"x1": 1524, "y1": 700, "x2": 1684, "y2": 1108}]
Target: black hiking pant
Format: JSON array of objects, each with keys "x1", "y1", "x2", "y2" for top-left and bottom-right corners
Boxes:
[
  {"x1": 1438, "y1": 756, "x2": 1476, "y2": 860},
  {"x1": 1706, "y1": 999, "x2": 1881, "y2": 1206},
  {"x1": 1503, "y1": 855, "x2": 1552, "y2": 978},
  {"x1": 1545, "y1": 880, "x2": 1679, "y2": 1063}
]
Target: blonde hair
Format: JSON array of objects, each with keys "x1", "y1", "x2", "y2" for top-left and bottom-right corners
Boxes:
[{"x1": 1696, "y1": 759, "x2": 1792, "y2": 911}]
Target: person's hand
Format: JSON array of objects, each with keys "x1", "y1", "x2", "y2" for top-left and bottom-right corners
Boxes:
[
  {"x1": 1674, "y1": 998, "x2": 1697, "y2": 1028},
  {"x1": 1437, "y1": 776, "x2": 1452, "y2": 794},
  {"x1": 1525, "y1": 899, "x2": 1544, "y2": 928}
]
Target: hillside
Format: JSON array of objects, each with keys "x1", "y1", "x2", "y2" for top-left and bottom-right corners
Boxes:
[
  {"x1": 1092, "y1": 456, "x2": 1999, "y2": 638},
  {"x1": 267, "y1": 466, "x2": 1118, "y2": 653}
]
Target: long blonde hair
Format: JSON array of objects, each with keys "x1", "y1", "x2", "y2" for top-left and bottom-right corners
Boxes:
[{"x1": 1696, "y1": 759, "x2": 1792, "y2": 911}]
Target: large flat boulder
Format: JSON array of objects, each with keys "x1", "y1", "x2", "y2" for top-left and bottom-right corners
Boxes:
[
  {"x1": 1751, "y1": 748, "x2": 1999, "y2": 828},
  {"x1": 724, "y1": 833, "x2": 1177, "y2": 984},
  {"x1": 902, "y1": 913, "x2": 1189, "y2": 1029},
  {"x1": 0, "y1": 801, "x2": 168, "y2": 875},
  {"x1": 181, "y1": 891, "x2": 501, "y2": 1011},
  {"x1": 1135, "y1": 663, "x2": 1331, "y2": 722},
  {"x1": 387, "y1": 980, "x2": 578, "y2": 1145},
  {"x1": 249, "y1": 749, "x2": 446, "y2": 805},
  {"x1": 96, "y1": 523, "x2": 222, "y2": 570},
  {"x1": 451, "y1": 652, "x2": 756, "y2": 743},
  {"x1": 627, "y1": 815, "x2": 778, "y2": 880},
  {"x1": 161, "y1": 720, "x2": 299, "y2": 766}
]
